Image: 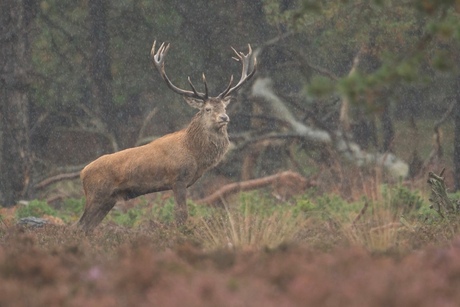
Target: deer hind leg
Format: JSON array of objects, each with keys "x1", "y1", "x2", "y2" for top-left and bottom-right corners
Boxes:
[
  {"x1": 77, "y1": 195, "x2": 117, "y2": 233},
  {"x1": 172, "y1": 182, "x2": 188, "y2": 227}
]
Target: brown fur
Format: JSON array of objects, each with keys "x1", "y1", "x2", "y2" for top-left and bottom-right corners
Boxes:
[{"x1": 78, "y1": 97, "x2": 231, "y2": 232}]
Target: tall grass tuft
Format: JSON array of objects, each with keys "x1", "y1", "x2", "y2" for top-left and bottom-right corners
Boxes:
[
  {"x1": 340, "y1": 201, "x2": 403, "y2": 252},
  {"x1": 337, "y1": 184, "x2": 426, "y2": 253},
  {"x1": 193, "y1": 193, "x2": 308, "y2": 250}
]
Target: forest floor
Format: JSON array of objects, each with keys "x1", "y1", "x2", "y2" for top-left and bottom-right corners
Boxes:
[{"x1": 2, "y1": 206, "x2": 460, "y2": 307}]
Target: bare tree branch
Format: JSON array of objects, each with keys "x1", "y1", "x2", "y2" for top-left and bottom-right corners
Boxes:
[
  {"x1": 77, "y1": 103, "x2": 119, "y2": 152},
  {"x1": 196, "y1": 171, "x2": 315, "y2": 205},
  {"x1": 135, "y1": 107, "x2": 158, "y2": 146},
  {"x1": 35, "y1": 171, "x2": 81, "y2": 190}
]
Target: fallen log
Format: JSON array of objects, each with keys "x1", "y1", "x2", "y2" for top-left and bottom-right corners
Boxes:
[
  {"x1": 35, "y1": 171, "x2": 81, "y2": 190},
  {"x1": 196, "y1": 171, "x2": 315, "y2": 205}
]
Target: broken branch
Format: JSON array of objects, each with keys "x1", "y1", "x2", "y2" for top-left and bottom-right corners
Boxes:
[{"x1": 196, "y1": 171, "x2": 315, "y2": 205}]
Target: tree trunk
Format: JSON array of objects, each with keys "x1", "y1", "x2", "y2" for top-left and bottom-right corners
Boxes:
[
  {"x1": 381, "y1": 100, "x2": 395, "y2": 152},
  {"x1": 88, "y1": 0, "x2": 118, "y2": 150},
  {"x1": 454, "y1": 79, "x2": 460, "y2": 191},
  {"x1": 0, "y1": 0, "x2": 37, "y2": 206}
]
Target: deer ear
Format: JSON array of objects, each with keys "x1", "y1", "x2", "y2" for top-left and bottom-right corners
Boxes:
[
  {"x1": 183, "y1": 97, "x2": 204, "y2": 109},
  {"x1": 222, "y1": 96, "x2": 232, "y2": 106}
]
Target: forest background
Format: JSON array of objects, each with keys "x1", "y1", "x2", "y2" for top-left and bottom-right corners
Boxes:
[{"x1": 3, "y1": 1, "x2": 460, "y2": 305}]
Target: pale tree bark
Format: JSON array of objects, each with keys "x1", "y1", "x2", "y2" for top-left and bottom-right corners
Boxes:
[
  {"x1": 339, "y1": 48, "x2": 362, "y2": 132},
  {"x1": 0, "y1": 0, "x2": 37, "y2": 206},
  {"x1": 249, "y1": 77, "x2": 409, "y2": 179}
]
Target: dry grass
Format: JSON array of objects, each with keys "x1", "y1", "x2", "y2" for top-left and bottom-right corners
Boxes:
[
  {"x1": 192, "y1": 202, "x2": 308, "y2": 250},
  {"x1": 339, "y1": 203, "x2": 409, "y2": 252}
]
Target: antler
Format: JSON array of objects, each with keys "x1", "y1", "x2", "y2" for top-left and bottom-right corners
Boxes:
[
  {"x1": 151, "y1": 41, "x2": 208, "y2": 100},
  {"x1": 217, "y1": 44, "x2": 257, "y2": 98},
  {"x1": 151, "y1": 41, "x2": 256, "y2": 100}
]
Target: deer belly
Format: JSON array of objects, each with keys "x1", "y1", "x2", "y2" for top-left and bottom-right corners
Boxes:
[
  {"x1": 119, "y1": 186, "x2": 171, "y2": 200},
  {"x1": 114, "y1": 169, "x2": 187, "y2": 200}
]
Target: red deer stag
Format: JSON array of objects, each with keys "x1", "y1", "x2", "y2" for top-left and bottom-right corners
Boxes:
[{"x1": 77, "y1": 41, "x2": 256, "y2": 232}]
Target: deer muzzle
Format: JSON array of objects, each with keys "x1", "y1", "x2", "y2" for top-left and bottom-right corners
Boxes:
[{"x1": 218, "y1": 114, "x2": 230, "y2": 124}]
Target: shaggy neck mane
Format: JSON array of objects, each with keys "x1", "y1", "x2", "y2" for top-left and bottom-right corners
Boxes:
[{"x1": 185, "y1": 113, "x2": 229, "y2": 169}]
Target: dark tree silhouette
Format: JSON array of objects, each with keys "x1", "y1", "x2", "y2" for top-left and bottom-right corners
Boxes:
[
  {"x1": 0, "y1": 0, "x2": 37, "y2": 206},
  {"x1": 88, "y1": 0, "x2": 118, "y2": 149},
  {"x1": 454, "y1": 83, "x2": 460, "y2": 191}
]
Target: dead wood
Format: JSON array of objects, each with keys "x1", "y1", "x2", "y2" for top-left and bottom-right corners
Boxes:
[
  {"x1": 420, "y1": 100, "x2": 456, "y2": 175},
  {"x1": 427, "y1": 168, "x2": 458, "y2": 217},
  {"x1": 35, "y1": 171, "x2": 81, "y2": 190},
  {"x1": 339, "y1": 46, "x2": 363, "y2": 132},
  {"x1": 196, "y1": 171, "x2": 315, "y2": 205},
  {"x1": 249, "y1": 76, "x2": 409, "y2": 179}
]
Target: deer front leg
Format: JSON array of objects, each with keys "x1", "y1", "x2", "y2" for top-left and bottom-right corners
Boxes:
[{"x1": 172, "y1": 182, "x2": 188, "y2": 227}]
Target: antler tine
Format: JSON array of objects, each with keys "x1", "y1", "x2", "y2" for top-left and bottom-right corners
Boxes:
[
  {"x1": 187, "y1": 76, "x2": 202, "y2": 98},
  {"x1": 219, "y1": 75, "x2": 234, "y2": 98},
  {"x1": 202, "y1": 73, "x2": 209, "y2": 100},
  {"x1": 217, "y1": 44, "x2": 257, "y2": 98},
  {"x1": 151, "y1": 41, "x2": 207, "y2": 100}
]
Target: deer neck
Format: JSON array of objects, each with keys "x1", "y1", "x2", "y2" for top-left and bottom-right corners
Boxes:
[{"x1": 185, "y1": 117, "x2": 229, "y2": 169}]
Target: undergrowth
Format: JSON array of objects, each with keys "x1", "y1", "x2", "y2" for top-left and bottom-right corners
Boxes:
[
  {"x1": 193, "y1": 193, "x2": 308, "y2": 250},
  {"x1": 4, "y1": 178, "x2": 460, "y2": 253}
]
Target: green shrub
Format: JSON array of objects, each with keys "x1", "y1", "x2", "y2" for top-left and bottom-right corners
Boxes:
[
  {"x1": 382, "y1": 184, "x2": 426, "y2": 216},
  {"x1": 63, "y1": 198, "x2": 85, "y2": 215},
  {"x1": 56, "y1": 198, "x2": 85, "y2": 223},
  {"x1": 15, "y1": 200, "x2": 57, "y2": 219},
  {"x1": 188, "y1": 201, "x2": 215, "y2": 219},
  {"x1": 109, "y1": 207, "x2": 147, "y2": 227},
  {"x1": 150, "y1": 198, "x2": 175, "y2": 223}
]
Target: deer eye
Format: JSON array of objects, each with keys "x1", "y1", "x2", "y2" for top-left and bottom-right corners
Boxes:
[{"x1": 205, "y1": 107, "x2": 212, "y2": 113}]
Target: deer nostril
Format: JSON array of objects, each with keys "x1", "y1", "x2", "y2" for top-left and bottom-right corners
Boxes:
[{"x1": 219, "y1": 114, "x2": 229, "y2": 122}]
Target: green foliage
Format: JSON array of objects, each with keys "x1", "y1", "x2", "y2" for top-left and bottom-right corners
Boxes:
[
  {"x1": 307, "y1": 76, "x2": 336, "y2": 97},
  {"x1": 187, "y1": 201, "x2": 215, "y2": 219},
  {"x1": 107, "y1": 197, "x2": 155, "y2": 227},
  {"x1": 295, "y1": 193, "x2": 364, "y2": 221},
  {"x1": 263, "y1": 0, "x2": 314, "y2": 32},
  {"x1": 432, "y1": 50, "x2": 453, "y2": 71},
  {"x1": 32, "y1": 0, "x2": 89, "y2": 111},
  {"x1": 262, "y1": 0, "x2": 460, "y2": 117},
  {"x1": 57, "y1": 198, "x2": 85, "y2": 223},
  {"x1": 106, "y1": 197, "x2": 219, "y2": 227},
  {"x1": 15, "y1": 200, "x2": 58, "y2": 219},
  {"x1": 109, "y1": 207, "x2": 146, "y2": 228},
  {"x1": 292, "y1": 195, "x2": 315, "y2": 211},
  {"x1": 381, "y1": 184, "x2": 426, "y2": 216},
  {"x1": 150, "y1": 199, "x2": 176, "y2": 224}
]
